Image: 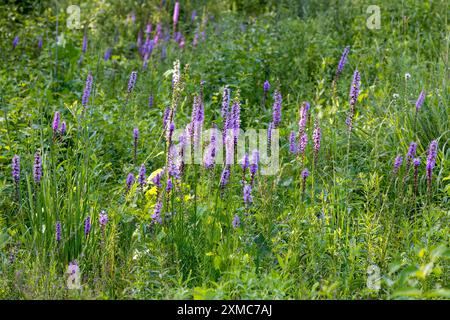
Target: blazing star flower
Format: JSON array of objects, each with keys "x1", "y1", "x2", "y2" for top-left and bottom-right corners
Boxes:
[
  {"x1": 60, "y1": 122, "x2": 67, "y2": 135},
  {"x1": 191, "y1": 10, "x2": 197, "y2": 22},
  {"x1": 138, "y1": 164, "x2": 146, "y2": 188},
  {"x1": 128, "y1": 71, "x2": 137, "y2": 94},
  {"x1": 313, "y1": 121, "x2": 321, "y2": 161},
  {"x1": 204, "y1": 130, "x2": 217, "y2": 169},
  {"x1": 148, "y1": 95, "x2": 154, "y2": 108},
  {"x1": 231, "y1": 98, "x2": 241, "y2": 144},
  {"x1": 82, "y1": 72, "x2": 93, "y2": 108},
  {"x1": 220, "y1": 166, "x2": 231, "y2": 189},
  {"x1": 298, "y1": 133, "x2": 308, "y2": 155},
  {"x1": 68, "y1": 261, "x2": 79, "y2": 278},
  {"x1": 172, "y1": 60, "x2": 180, "y2": 87},
  {"x1": 145, "y1": 23, "x2": 152, "y2": 34},
  {"x1": 426, "y1": 140, "x2": 438, "y2": 189},
  {"x1": 302, "y1": 168, "x2": 310, "y2": 180},
  {"x1": 166, "y1": 177, "x2": 173, "y2": 192},
  {"x1": 272, "y1": 90, "x2": 282, "y2": 127},
  {"x1": 221, "y1": 86, "x2": 230, "y2": 119},
  {"x1": 347, "y1": 69, "x2": 361, "y2": 131},
  {"x1": 405, "y1": 141, "x2": 417, "y2": 172},
  {"x1": 152, "y1": 170, "x2": 163, "y2": 188},
  {"x1": 241, "y1": 153, "x2": 249, "y2": 172},
  {"x1": 232, "y1": 214, "x2": 240, "y2": 229},
  {"x1": 268, "y1": 122, "x2": 274, "y2": 148},
  {"x1": 104, "y1": 48, "x2": 112, "y2": 61},
  {"x1": 289, "y1": 131, "x2": 297, "y2": 154},
  {"x1": 12, "y1": 36, "x2": 19, "y2": 49},
  {"x1": 264, "y1": 80, "x2": 270, "y2": 93},
  {"x1": 243, "y1": 184, "x2": 252, "y2": 205},
  {"x1": 12, "y1": 155, "x2": 20, "y2": 184},
  {"x1": 415, "y1": 90, "x2": 425, "y2": 112},
  {"x1": 152, "y1": 200, "x2": 163, "y2": 224},
  {"x1": 56, "y1": 221, "x2": 61, "y2": 243},
  {"x1": 33, "y1": 151, "x2": 42, "y2": 184},
  {"x1": 126, "y1": 173, "x2": 135, "y2": 192},
  {"x1": 99, "y1": 210, "x2": 108, "y2": 227},
  {"x1": 38, "y1": 37, "x2": 43, "y2": 50},
  {"x1": 52, "y1": 111, "x2": 60, "y2": 134},
  {"x1": 298, "y1": 102, "x2": 309, "y2": 135},
  {"x1": 82, "y1": 32, "x2": 88, "y2": 53},
  {"x1": 250, "y1": 150, "x2": 259, "y2": 185},
  {"x1": 393, "y1": 155, "x2": 403, "y2": 175},
  {"x1": 173, "y1": 2, "x2": 180, "y2": 25},
  {"x1": 84, "y1": 216, "x2": 91, "y2": 236},
  {"x1": 336, "y1": 46, "x2": 350, "y2": 79},
  {"x1": 413, "y1": 157, "x2": 421, "y2": 195}
]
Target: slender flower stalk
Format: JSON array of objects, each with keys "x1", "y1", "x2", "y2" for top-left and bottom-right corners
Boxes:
[
  {"x1": 82, "y1": 72, "x2": 93, "y2": 109},
  {"x1": 173, "y1": 2, "x2": 180, "y2": 31},
  {"x1": 12, "y1": 36, "x2": 19, "y2": 49},
  {"x1": 84, "y1": 216, "x2": 91, "y2": 237},
  {"x1": 138, "y1": 164, "x2": 146, "y2": 189},
  {"x1": 33, "y1": 151, "x2": 42, "y2": 184},
  {"x1": 241, "y1": 153, "x2": 249, "y2": 182},
  {"x1": 82, "y1": 31, "x2": 87, "y2": 53},
  {"x1": 426, "y1": 140, "x2": 438, "y2": 194},
  {"x1": 12, "y1": 155, "x2": 20, "y2": 184},
  {"x1": 312, "y1": 121, "x2": 321, "y2": 163},
  {"x1": 52, "y1": 111, "x2": 60, "y2": 136},
  {"x1": 335, "y1": 46, "x2": 350, "y2": 80},
  {"x1": 250, "y1": 150, "x2": 259, "y2": 186},
  {"x1": 221, "y1": 86, "x2": 230, "y2": 118},
  {"x1": 415, "y1": 90, "x2": 425, "y2": 113},
  {"x1": 393, "y1": 155, "x2": 403, "y2": 175},
  {"x1": 230, "y1": 96, "x2": 241, "y2": 147},
  {"x1": 298, "y1": 102, "x2": 309, "y2": 136},
  {"x1": 289, "y1": 131, "x2": 297, "y2": 154},
  {"x1": 232, "y1": 214, "x2": 240, "y2": 229},
  {"x1": 152, "y1": 200, "x2": 163, "y2": 224},
  {"x1": 99, "y1": 210, "x2": 108, "y2": 243},
  {"x1": 133, "y1": 128, "x2": 139, "y2": 163},
  {"x1": 301, "y1": 168, "x2": 309, "y2": 200},
  {"x1": 267, "y1": 122, "x2": 274, "y2": 152},
  {"x1": 127, "y1": 71, "x2": 138, "y2": 95},
  {"x1": 56, "y1": 221, "x2": 61, "y2": 243},
  {"x1": 126, "y1": 173, "x2": 135, "y2": 193},
  {"x1": 104, "y1": 48, "x2": 112, "y2": 61},
  {"x1": 243, "y1": 184, "x2": 252, "y2": 206},
  {"x1": 272, "y1": 90, "x2": 282, "y2": 127},
  {"x1": 298, "y1": 132, "x2": 308, "y2": 158},
  {"x1": 220, "y1": 165, "x2": 231, "y2": 189},
  {"x1": 60, "y1": 121, "x2": 67, "y2": 135},
  {"x1": 346, "y1": 69, "x2": 361, "y2": 132},
  {"x1": 413, "y1": 158, "x2": 421, "y2": 197}
]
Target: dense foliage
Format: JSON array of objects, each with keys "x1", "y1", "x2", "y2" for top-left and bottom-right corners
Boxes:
[{"x1": 0, "y1": 0, "x2": 448, "y2": 299}]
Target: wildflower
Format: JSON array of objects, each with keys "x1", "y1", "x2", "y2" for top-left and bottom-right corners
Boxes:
[
  {"x1": 152, "y1": 201, "x2": 163, "y2": 224},
  {"x1": 298, "y1": 132, "x2": 308, "y2": 155},
  {"x1": 230, "y1": 98, "x2": 241, "y2": 145},
  {"x1": 301, "y1": 168, "x2": 309, "y2": 199},
  {"x1": 82, "y1": 72, "x2": 93, "y2": 108},
  {"x1": 84, "y1": 216, "x2": 91, "y2": 237},
  {"x1": 82, "y1": 32, "x2": 87, "y2": 53},
  {"x1": 128, "y1": 71, "x2": 137, "y2": 94},
  {"x1": 172, "y1": 60, "x2": 180, "y2": 87},
  {"x1": 191, "y1": 10, "x2": 197, "y2": 22},
  {"x1": 241, "y1": 153, "x2": 249, "y2": 172},
  {"x1": 346, "y1": 69, "x2": 361, "y2": 131},
  {"x1": 298, "y1": 102, "x2": 309, "y2": 135},
  {"x1": 220, "y1": 166, "x2": 231, "y2": 189},
  {"x1": 126, "y1": 173, "x2": 135, "y2": 193},
  {"x1": 138, "y1": 164, "x2": 146, "y2": 188},
  {"x1": 313, "y1": 121, "x2": 321, "y2": 162},
  {"x1": 426, "y1": 140, "x2": 438, "y2": 191},
  {"x1": 335, "y1": 46, "x2": 350, "y2": 79},
  {"x1": 263, "y1": 80, "x2": 270, "y2": 93},
  {"x1": 405, "y1": 73, "x2": 411, "y2": 80},
  {"x1": 104, "y1": 48, "x2": 112, "y2": 61},
  {"x1": 250, "y1": 150, "x2": 259, "y2": 185},
  {"x1": 204, "y1": 129, "x2": 217, "y2": 169},
  {"x1": 12, "y1": 36, "x2": 19, "y2": 49},
  {"x1": 221, "y1": 86, "x2": 230, "y2": 118},
  {"x1": 413, "y1": 158, "x2": 421, "y2": 196},
  {"x1": 163, "y1": 106, "x2": 170, "y2": 129},
  {"x1": 232, "y1": 214, "x2": 240, "y2": 229},
  {"x1": 393, "y1": 155, "x2": 403, "y2": 175},
  {"x1": 152, "y1": 170, "x2": 163, "y2": 188},
  {"x1": 12, "y1": 155, "x2": 20, "y2": 184},
  {"x1": 289, "y1": 131, "x2": 297, "y2": 154},
  {"x1": 415, "y1": 90, "x2": 425, "y2": 112},
  {"x1": 405, "y1": 141, "x2": 417, "y2": 172},
  {"x1": 68, "y1": 261, "x2": 79, "y2": 277},
  {"x1": 56, "y1": 221, "x2": 61, "y2": 243},
  {"x1": 133, "y1": 127, "x2": 139, "y2": 161},
  {"x1": 272, "y1": 90, "x2": 282, "y2": 127},
  {"x1": 33, "y1": 151, "x2": 42, "y2": 184},
  {"x1": 166, "y1": 177, "x2": 173, "y2": 192},
  {"x1": 52, "y1": 111, "x2": 60, "y2": 134},
  {"x1": 99, "y1": 210, "x2": 108, "y2": 227},
  {"x1": 145, "y1": 23, "x2": 152, "y2": 34},
  {"x1": 60, "y1": 121, "x2": 67, "y2": 135},
  {"x1": 148, "y1": 95, "x2": 154, "y2": 108},
  {"x1": 243, "y1": 184, "x2": 252, "y2": 205},
  {"x1": 173, "y1": 2, "x2": 180, "y2": 26},
  {"x1": 38, "y1": 37, "x2": 43, "y2": 50}
]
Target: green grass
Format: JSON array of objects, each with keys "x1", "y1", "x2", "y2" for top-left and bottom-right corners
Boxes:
[{"x1": 0, "y1": 0, "x2": 448, "y2": 299}]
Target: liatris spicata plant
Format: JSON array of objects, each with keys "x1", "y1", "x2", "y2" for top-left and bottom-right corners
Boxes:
[
  {"x1": 262, "y1": 80, "x2": 270, "y2": 108},
  {"x1": 82, "y1": 32, "x2": 87, "y2": 53},
  {"x1": 56, "y1": 221, "x2": 61, "y2": 243},
  {"x1": 12, "y1": 36, "x2": 19, "y2": 49},
  {"x1": 393, "y1": 155, "x2": 403, "y2": 175},
  {"x1": 99, "y1": 210, "x2": 108, "y2": 227},
  {"x1": 250, "y1": 150, "x2": 259, "y2": 185},
  {"x1": 163, "y1": 107, "x2": 170, "y2": 129},
  {"x1": 346, "y1": 69, "x2": 361, "y2": 132},
  {"x1": 426, "y1": 140, "x2": 438, "y2": 193},
  {"x1": 221, "y1": 86, "x2": 230, "y2": 118},
  {"x1": 230, "y1": 96, "x2": 241, "y2": 146},
  {"x1": 104, "y1": 48, "x2": 112, "y2": 61},
  {"x1": 133, "y1": 127, "x2": 139, "y2": 163},
  {"x1": 152, "y1": 170, "x2": 163, "y2": 188},
  {"x1": 173, "y1": 2, "x2": 180, "y2": 29},
  {"x1": 298, "y1": 102, "x2": 309, "y2": 136},
  {"x1": 84, "y1": 216, "x2": 91, "y2": 237},
  {"x1": 264, "y1": 80, "x2": 270, "y2": 93},
  {"x1": 298, "y1": 132, "x2": 308, "y2": 157},
  {"x1": 243, "y1": 184, "x2": 252, "y2": 206},
  {"x1": 148, "y1": 95, "x2": 154, "y2": 108},
  {"x1": 204, "y1": 129, "x2": 217, "y2": 169},
  {"x1": 38, "y1": 37, "x2": 43, "y2": 50},
  {"x1": 312, "y1": 121, "x2": 321, "y2": 163},
  {"x1": 267, "y1": 122, "x2": 274, "y2": 152},
  {"x1": 335, "y1": 46, "x2": 350, "y2": 80},
  {"x1": 289, "y1": 131, "x2": 297, "y2": 154},
  {"x1": 12, "y1": 155, "x2": 20, "y2": 184},
  {"x1": 166, "y1": 177, "x2": 173, "y2": 192},
  {"x1": 127, "y1": 71, "x2": 138, "y2": 95},
  {"x1": 82, "y1": 72, "x2": 93, "y2": 108},
  {"x1": 220, "y1": 165, "x2": 231, "y2": 189},
  {"x1": 406, "y1": 142, "x2": 417, "y2": 168},
  {"x1": 301, "y1": 168, "x2": 309, "y2": 199},
  {"x1": 152, "y1": 200, "x2": 163, "y2": 224},
  {"x1": 60, "y1": 121, "x2": 66, "y2": 135},
  {"x1": 413, "y1": 158, "x2": 421, "y2": 197},
  {"x1": 415, "y1": 90, "x2": 425, "y2": 113},
  {"x1": 52, "y1": 111, "x2": 60, "y2": 136},
  {"x1": 126, "y1": 173, "x2": 135, "y2": 193},
  {"x1": 232, "y1": 214, "x2": 240, "y2": 229},
  {"x1": 138, "y1": 164, "x2": 146, "y2": 189},
  {"x1": 33, "y1": 151, "x2": 42, "y2": 184},
  {"x1": 272, "y1": 90, "x2": 282, "y2": 127}
]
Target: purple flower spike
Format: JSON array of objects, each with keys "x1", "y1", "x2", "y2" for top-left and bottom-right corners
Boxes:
[
  {"x1": 126, "y1": 173, "x2": 135, "y2": 192},
  {"x1": 104, "y1": 48, "x2": 112, "y2": 61},
  {"x1": 166, "y1": 177, "x2": 173, "y2": 192},
  {"x1": 220, "y1": 166, "x2": 231, "y2": 189},
  {"x1": 152, "y1": 201, "x2": 163, "y2": 224},
  {"x1": 264, "y1": 80, "x2": 270, "y2": 93},
  {"x1": 241, "y1": 153, "x2": 249, "y2": 172},
  {"x1": 56, "y1": 221, "x2": 61, "y2": 243},
  {"x1": 426, "y1": 140, "x2": 438, "y2": 189},
  {"x1": 52, "y1": 111, "x2": 60, "y2": 134},
  {"x1": 289, "y1": 131, "x2": 297, "y2": 154},
  {"x1": 82, "y1": 73, "x2": 93, "y2": 108},
  {"x1": 82, "y1": 32, "x2": 88, "y2": 53},
  {"x1": 12, "y1": 36, "x2": 19, "y2": 49},
  {"x1": 221, "y1": 86, "x2": 230, "y2": 119},
  {"x1": 84, "y1": 216, "x2": 91, "y2": 236},
  {"x1": 272, "y1": 90, "x2": 282, "y2": 127},
  {"x1": 313, "y1": 121, "x2": 321, "y2": 161},
  {"x1": 393, "y1": 155, "x2": 403, "y2": 175},
  {"x1": 336, "y1": 46, "x2": 350, "y2": 79},
  {"x1": 138, "y1": 164, "x2": 146, "y2": 188},
  {"x1": 12, "y1": 155, "x2": 20, "y2": 184},
  {"x1": 232, "y1": 214, "x2": 240, "y2": 229},
  {"x1": 243, "y1": 184, "x2": 252, "y2": 205},
  {"x1": 415, "y1": 90, "x2": 425, "y2": 112},
  {"x1": 298, "y1": 132, "x2": 308, "y2": 155},
  {"x1": 60, "y1": 121, "x2": 67, "y2": 135},
  {"x1": 349, "y1": 69, "x2": 361, "y2": 106},
  {"x1": 301, "y1": 168, "x2": 310, "y2": 180},
  {"x1": 99, "y1": 210, "x2": 108, "y2": 227},
  {"x1": 33, "y1": 151, "x2": 42, "y2": 184},
  {"x1": 128, "y1": 71, "x2": 137, "y2": 94},
  {"x1": 173, "y1": 2, "x2": 180, "y2": 25}
]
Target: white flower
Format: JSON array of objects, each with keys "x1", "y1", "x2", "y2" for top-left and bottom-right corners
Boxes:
[
  {"x1": 393, "y1": 93, "x2": 399, "y2": 99},
  {"x1": 405, "y1": 73, "x2": 411, "y2": 80}
]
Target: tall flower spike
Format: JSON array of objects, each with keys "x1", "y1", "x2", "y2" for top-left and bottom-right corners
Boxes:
[
  {"x1": 243, "y1": 184, "x2": 252, "y2": 205},
  {"x1": 220, "y1": 166, "x2": 231, "y2": 189},
  {"x1": 426, "y1": 140, "x2": 438, "y2": 191},
  {"x1": 52, "y1": 111, "x2": 60, "y2": 134},
  {"x1": 263, "y1": 80, "x2": 270, "y2": 93},
  {"x1": 221, "y1": 86, "x2": 230, "y2": 119},
  {"x1": 415, "y1": 90, "x2": 425, "y2": 112},
  {"x1": 60, "y1": 121, "x2": 67, "y2": 135},
  {"x1": 336, "y1": 46, "x2": 350, "y2": 79},
  {"x1": 313, "y1": 121, "x2": 321, "y2": 162},
  {"x1": 99, "y1": 210, "x2": 108, "y2": 227},
  {"x1": 272, "y1": 90, "x2": 282, "y2": 127},
  {"x1": 393, "y1": 155, "x2": 403, "y2": 175},
  {"x1": 56, "y1": 221, "x2": 61, "y2": 243},
  {"x1": 298, "y1": 102, "x2": 309, "y2": 136},
  {"x1": 232, "y1": 214, "x2": 240, "y2": 229},
  {"x1": 128, "y1": 71, "x2": 137, "y2": 94},
  {"x1": 250, "y1": 149, "x2": 259, "y2": 185},
  {"x1": 33, "y1": 151, "x2": 42, "y2": 184},
  {"x1": 82, "y1": 72, "x2": 93, "y2": 108},
  {"x1": 289, "y1": 131, "x2": 297, "y2": 154},
  {"x1": 82, "y1": 32, "x2": 87, "y2": 53},
  {"x1": 298, "y1": 132, "x2": 308, "y2": 155},
  {"x1": 347, "y1": 69, "x2": 361, "y2": 131},
  {"x1": 84, "y1": 216, "x2": 91, "y2": 237},
  {"x1": 12, "y1": 155, "x2": 20, "y2": 184},
  {"x1": 152, "y1": 200, "x2": 163, "y2": 224},
  {"x1": 138, "y1": 164, "x2": 146, "y2": 189},
  {"x1": 173, "y1": 2, "x2": 180, "y2": 26},
  {"x1": 126, "y1": 173, "x2": 135, "y2": 193}
]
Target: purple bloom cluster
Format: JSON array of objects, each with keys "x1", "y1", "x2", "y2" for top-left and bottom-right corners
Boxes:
[
  {"x1": 250, "y1": 150, "x2": 259, "y2": 184},
  {"x1": 393, "y1": 155, "x2": 403, "y2": 175},
  {"x1": 298, "y1": 133, "x2": 308, "y2": 155},
  {"x1": 336, "y1": 46, "x2": 350, "y2": 79},
  {"x1": 220, "y1": 166, "x2": 231, "y2": 188},
  {"x1": 138, "y1": 164, "x2": 146, "y2": 188},
  {"x1": 82, "y1": 32, "x2": 88, "y2": 53},
  {"x1": 82, "y1": 73, "x2": 93, "y2": 108},
  {"x1": 415, "y1": 90, "x2": 425, "y2": 112},
  {"x1": 33, "y1": 151, "x2": 42, "y2": 184},
  {"x1": 243, "y1": 184, "x2": 252, "y2": 205},
  {"x1": 99, "y1": 210, "x2": 108, "y2": 227},
  {"x1": 128, "y1": 71, "x2": 138, "y2": 94},
  {"x1": 426, "y1": 140, "x2": 438, "y2": 188},
  {"x1": 349, "y1": 69, "x2": 361, "y2": 107},
  {"x1": 221, "y1": 86, "x2": 230, "y2": 118},
  {"x1": 12, "y1": 36, "x2": 19, "y2": 49},
  {"x1": 289, "y1": 131, "x2": 297, "y2": 154},
  {"x1": 301, "y1": 168, "x2": 310, "y2": 180},
  {"x1": 152, "y1": 200, "x2": 163, "y2": 224},
  {"x1": 84, "y1": 216, "x2": 91, "y2": 236},
  {"x1": 232, "y1": 214, "x2": 240, "y2": 229},
  {"x1": 52, "y1": 111, "x2": 60, "y2": 134},
  {"x1": 56, "y1": 221, "x2": 61, "y2": 243},
  {"x1": 126, "y1": 173, "x2": 135, "y2": 192},
  {"x1": 173, "y1": 2, "x2": 180, "y2": 25},
  {"x1": 104, "y1": 48, "x2": 112, "y2": 61},
  {"x1": 263, "y1": 80, "x2": 270, "y2": 93},
  {"x1": 313, "y1": 121, "x2": 321, "y2": 161},
  {"x1": 272, "y1": 90, "x2": 282, "y2": 127},
  {"x1": 12, "y1": 155, "x2": 20, "y2": 184}
]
